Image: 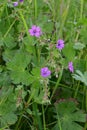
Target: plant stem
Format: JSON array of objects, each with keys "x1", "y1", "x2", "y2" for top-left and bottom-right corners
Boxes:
[
  {"x1": 56, "y1": 109, "x2": 62, "y2": 130},
  {"x1": 27, "y1": 89, "x2": 36, "y2": 106},
  {"x1": 80, "y1": 0, "x2": 84, "y2": 19},
  {"x1": 82, "y1": 86, "x2": 85, "y2": 109},
  {"x1": 35, "y1": 44, "x2": 41, "y2": 65},
  {"x1": 0, "y1": 125, "x2": 8, "y2": 130},
  {"x1": 46, "y1": 121, "x2": 57, "y2": 127},
  {"x1": 85, "y1": 88, "x2": 87, "y2": 112},
  {"x1": 19, "y1": 9, "x2": 36, "y2": 55},
  {"x1": 74, "y1": 81, "x2": 80, "y2": 98},
  {"x1": 33, "y1": 103, "x2": 42, "y2": 130},
  {"x1": 50, "y1": 67, "x2": 63, "y2": 101},
  {"x1": 45, "y1": 68, "x2": 63, "y2": 112},
  {"x1": 18, "y1": 10, "x2": 31, "y2": 42},
  {"x1": 15, "y1": 89, "x2": 36, "y2": 130},
  {"x1": 42, "y1": 105, "x2": 46, "y2": 130},
  {"x1": 84, "y1": 122, "x2": 87, "y2": 130},
  {"x1": 0, "y1": 0, "x2": 7, "y2": 18},
  {"x1": 58, "y1": 0, "x2": 70, "y2": 38},
  {"x1": 85, "y1": 53, "x2": 87, "y2": 71},
  {"x1": 3, "y1": 19, "x2": 16, "y2": 38},
  {"x1": 5, "y1": 4, "x2": 10, "y2": 26},
  {"x1": 34, "y1": 0, "x2": 37, "y2": 20},
  {"x1": 14, "y1": 113, "x2": 23, "y2": 130}
]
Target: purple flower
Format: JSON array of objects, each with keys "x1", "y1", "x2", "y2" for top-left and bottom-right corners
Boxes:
[
  {"x1": 13, "y1": 2, "x2": 18, "y2": 6},
  {"x1": 29, "y1": 25, "x2": 42, "y2": 37},
  {"x1": 19, "y1": 0, "x2": 24, "y2": 2},
  {"x1": 41, "y1": 67, "x2": 51, "y2": 78},
  {"x1": 56, "y1": 39, "x2": 64, "y2": 50},
  {"x1": 68, "y1": 62, "x2": 74, "y2": 73}
]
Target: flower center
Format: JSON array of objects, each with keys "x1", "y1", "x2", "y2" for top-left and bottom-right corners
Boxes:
[{"x1": 33, "y1": 29, "x2": 37, "y2": 33}]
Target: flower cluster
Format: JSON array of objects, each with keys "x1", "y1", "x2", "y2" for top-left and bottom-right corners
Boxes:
[
  {"x1": 13, "y1": 0, "x2": 74, "y2": 77},
  {"x1": 29, "y1": 25, "x2": 42, "y2": 37},
  {"x1": 28, "y1": 25, "x2": 74, "y2": 76}
]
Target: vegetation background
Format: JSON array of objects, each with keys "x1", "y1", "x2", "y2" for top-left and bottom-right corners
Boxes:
[{"x1": 0, "y1": 0, "x2": 87, "y2": 130}]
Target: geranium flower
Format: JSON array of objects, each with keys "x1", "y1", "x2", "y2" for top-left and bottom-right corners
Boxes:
[
  {"x1": 29, "y1": 25, "x2": 42, "y2": 37},
  {"x1": 19, "y1": 0, "x2": 24, "y2": 2},
  {"x1": 13, "y1": 2, "x2": 18, "y2": 6},
  {"x1": 56, "y1": 39, "x2": 64, "y2": 50},
  {"x1": 41, "y1": 67, "x2": 51, "y2": 78}
]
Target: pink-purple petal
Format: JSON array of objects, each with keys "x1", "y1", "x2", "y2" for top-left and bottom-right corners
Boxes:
[
  {"x1": 56, "y1": 39, "x2": 64, "y2": 50},
  {"x1": 68, "y1": 62, "x2": 74, "y2": 73},
  {"x1": 29, "y1": 25, "x2": 42, "y2": 37},
  {"x1": 41, "y1": 67, "x2": 51, "y2": 78}
]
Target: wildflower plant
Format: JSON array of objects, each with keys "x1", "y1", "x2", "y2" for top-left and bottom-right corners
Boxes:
[{"x1": 0, "y1": 0, "x2": 87, "y2": 130}]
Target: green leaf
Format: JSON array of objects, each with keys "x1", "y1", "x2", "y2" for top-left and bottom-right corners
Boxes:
[
  {"x1": 43, "y1": 21, "x2": 54, "y2": 33},
  {"x1": 62, "y1": 43, "x2": 75, "y2": 61},
  {"x1": 23, "y1": 36, "x2": 35, "y2": 53},
  {"x1": 72, "y1": 111, "x2": 86, "y2": 122},
  {"x1": 80, "y1": 27, "x2": 87, "y2": 45},
  {"x1": 10, "y1": 70, "x2": 34, "y2": 85},
  {"x1": 78, "y1": 18, "x2": 87, "y2": 26},
  {"x1": 0, "y1": 32, "x2": 3, "y2": 46},
  {"x1": 6, "y1": 50, "x2": 33, "y2": 85},
  {"x1": 0, "y1": 87, "x2": 17, "y2": 128},
  {"x1": 30, "y1": 81, "x2": 44, "y2": 104},
  {"x1": 7, "y1": 50, "x2": 31, "y2": 69},
  {"x1": 73, "y1": 42, "x2": 85, "y2": 50},
  {"x1": 3, "y1": 35, "x2": 17, "y2": 49},
  {"x1": 31, "y1": 67, "x2": 41, "y2": 78},
  {"x1": 0, "y1": 71, "x2": 11, "y2": 86},
  {"x1": 72, "y1": 70, "x2": 87, "y2": 86},
  {"x1": 53, "y1": 100, "x2": 86, "y2": 130},
  {"x1": 3, "y1": 49, "x2": 17, "y2": 62},
  {"x1": 74, "y1": 59, "x2": 86, "y2": 72},
  {"x1": 1, "y1": 113, "x2": 17, "y2": 125}
]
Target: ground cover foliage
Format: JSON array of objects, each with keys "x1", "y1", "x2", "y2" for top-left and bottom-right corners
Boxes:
[{"x1": 0, "y1": 0, "x2": 87, "y2": 130}]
